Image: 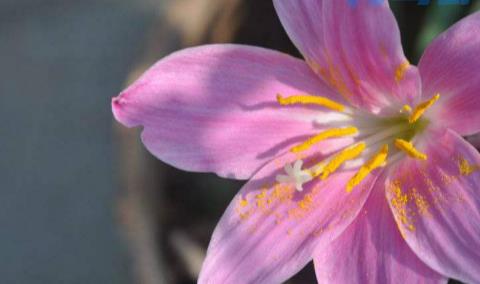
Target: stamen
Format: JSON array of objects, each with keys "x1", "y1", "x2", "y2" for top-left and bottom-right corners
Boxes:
[
  {"x1": 321, "y1": 143, "x2": 366, "y2": 180},
  {"x1": 276, "y1": 94, "x2": 345, "y2": 112},
  {"x1": 291, "y1": 127, "x2": 358, "y2": 153},
  {"x1": 401, "y1": 104, "x2": 412, "y2": 113},
  {"x1": 409, "y1": 94, "x2": 440, "y2": 123},
  {"x1": 346, "y1": 144, "x2": 388, "y2": 192},
  {"x1": 309, "y1": 161, "x2": 326, "y2": 178},
  {"x1": 394, "y1": 139, "x2": 427, "y2": 160}
]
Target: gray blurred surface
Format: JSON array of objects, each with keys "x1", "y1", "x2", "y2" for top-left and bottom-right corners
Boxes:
[{"x1": 0, "y1": 0, "x2": 156, "y2": 282}]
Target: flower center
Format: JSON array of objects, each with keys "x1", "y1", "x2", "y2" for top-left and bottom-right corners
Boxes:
[{"x1": 275, "y1": 93, "x2": 440, "y2": 192}]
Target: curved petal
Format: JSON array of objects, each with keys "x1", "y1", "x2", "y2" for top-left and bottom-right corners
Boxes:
[
  {"x1": 112, "y1": 44, "x2": 343, "y2": 179},
  {"x1": 418, "y1": 12, "x2": 480, "y2": 136},
  {"x1": 198, "y1": 149, "x2": 380, "y2": 283},
  {"x1": 385, "y1": 130, "x2": 480, "y2": 283},
  {"x1": 273, "y1": 0, "x2": 421, "y2": 112},
  {"x1": 314, "y1": 175, "x2": 446, "y2": 284}
]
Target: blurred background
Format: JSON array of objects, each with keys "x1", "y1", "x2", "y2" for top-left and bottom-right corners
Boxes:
[{"x1": 1, "y1": 0, "x2": 479, "y2": 283}]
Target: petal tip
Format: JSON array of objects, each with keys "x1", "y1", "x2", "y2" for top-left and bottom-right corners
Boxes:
[{"x1": 111, "y1": 94, "x2": 139, "y2": 128}]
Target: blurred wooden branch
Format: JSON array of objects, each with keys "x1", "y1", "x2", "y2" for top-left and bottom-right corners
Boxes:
[
  {"x1": 128, "y1": 0, "x2": 242, "y2": 79},
  {"x1": 115, "y1": 124, "x2": 170, "y2": 284},
  {"x1": 169, "y1": 230, "x2": 206, "y2": 279},
  {"x1": 115, "y1": 1, "x2": 243, "y2": 283}
]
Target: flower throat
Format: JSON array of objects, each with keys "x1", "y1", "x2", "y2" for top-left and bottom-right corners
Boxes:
[{"x1": 275, "y1": 93, "x2": 440, "y2": 192}]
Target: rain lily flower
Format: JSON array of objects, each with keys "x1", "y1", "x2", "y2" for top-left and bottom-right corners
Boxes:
[{"x1": 112, "y1": 0, "x2": 480, "y2": 283}]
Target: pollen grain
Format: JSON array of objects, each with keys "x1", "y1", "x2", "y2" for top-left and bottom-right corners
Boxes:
[{"x1": 395, "y1": 60, "x2": 410, "y2": 82}]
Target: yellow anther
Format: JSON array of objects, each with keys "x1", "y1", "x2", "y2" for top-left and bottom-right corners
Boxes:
[
  {"x1": 409, "y1": 94, "x2": 440, "y2": 123},
  {"x1": 321, "y1": 143, "x2": 366, "y2": 180},
  {"x1": 401, "y1": 104, "x2": 412, "y2": 113},
  {"x1": 394, "y1": 139, "x2": 427, "y2": 160},
  {"x1": 346, "y1": 144, "x2": 388, "y2": 192},
  {"x1": 291, "y1": 127, "x2": 358, "y2": 153},
  {"x1": 309, "y1": 162, "x2": 326, "y2": 178},
  {"x1": 395, "y1": 60, "x2": 410, "y2": 82},
  {"x1": 276, "y1": 94, "x2": 345, "y2": 112}
]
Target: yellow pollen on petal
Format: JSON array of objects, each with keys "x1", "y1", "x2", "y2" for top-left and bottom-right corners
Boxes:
[
  {"x1": 395, "y1": 60, "x2": 410, "y2": 82},
  {"x1": 321, "y1": 143, "x2": 366, "y2": 180},
  {"x1": 458, "y1": 156, "x2": 479, "y2": 176},
  {"x1": 239, "y1": 198, "x2": 248, "y2": 208},
  {"x1": 346, "y1": 144, "x2": 389, "y2": 192},
  {"x1": 291, "y1": 127, "x2": 358, "y2": 153},
  {"x1": 298, "y1": 193, "x2": 314, "y2": 210},
  {"x1": 276, "y1": 94, "x2": 345, "y2": 112},
  {"x1": 409, "y1": 94, "x2": 440, "y2": 123},
  {"x1": 394, "y1": 139, "x2": 427, "y2": 160},
  {"x1": 388, "y1": 180, "x2": 416, "y2": 232}
]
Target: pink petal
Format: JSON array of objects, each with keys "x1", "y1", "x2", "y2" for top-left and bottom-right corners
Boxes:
[
  {"x1": 198, "y1": 150, "x2": 380, "y2": 283},
  {"x1": 273, "y1": 0, "x2": 421, "y2": 112},
  {"x1": 418, "y1": 12, "x2": 480, "y2": 136},
  {"x1": 385, "y1": 129, "x2": 480, "y2": 283},
  {"x1": 112, "y1": 44, "x2": 342, "y2": 179},
  {"x1": 314, "y1": 175, "x2": 446, "y2": 284}
]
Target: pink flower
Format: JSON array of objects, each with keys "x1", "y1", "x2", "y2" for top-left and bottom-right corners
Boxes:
[{"x1": 112, "y1": 0, "x2": 480, "y2": 283}]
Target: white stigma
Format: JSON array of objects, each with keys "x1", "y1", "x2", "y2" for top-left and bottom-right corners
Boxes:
[{"x1": 276, "y1": 160, "x2": 313, "y2": 192}]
